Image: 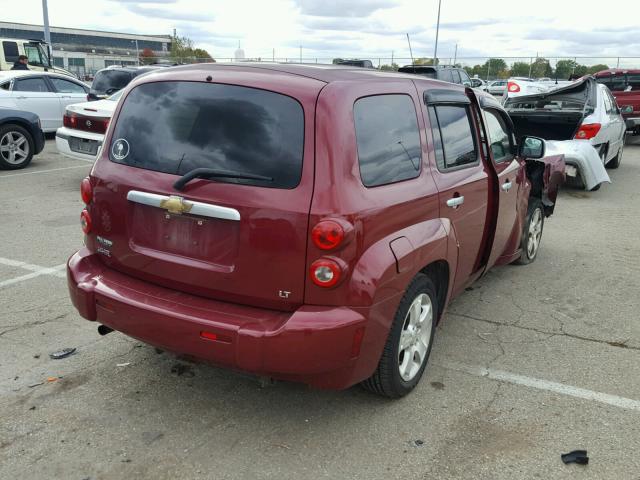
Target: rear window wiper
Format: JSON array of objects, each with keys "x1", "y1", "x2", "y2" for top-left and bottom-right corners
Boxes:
[{"x1": 173, "y1": 167, "x2": 274, "y2": 191}]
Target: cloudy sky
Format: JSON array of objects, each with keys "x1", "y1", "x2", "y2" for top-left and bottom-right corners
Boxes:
[{"x1": 5, "y1": 0, "x2": 640, "y2": 64}]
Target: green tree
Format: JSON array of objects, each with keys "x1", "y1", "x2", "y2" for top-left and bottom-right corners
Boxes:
[
  {"x1": 554, "y1": 59, "x2": 580, "y2": 80},
  {"x1": 510, "y1": 61, "x2": 530, "y2": 77},
  {"x1": 480, "y1": 58, "x2": 507, "y2": 79},
  {"x1": 171, "y1": 35, "x2": 213, "y2": 63},
  {"x1": 587, "y1": 64, "x2": 609, "y2": 75},
  {"x1": 530, "y1": 57, "x2": 553, "y2": 78}
]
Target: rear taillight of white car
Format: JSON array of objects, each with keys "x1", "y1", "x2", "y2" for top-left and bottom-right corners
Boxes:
[
  {"x1": 575, "y1": 123, "x2": 601, "y2": 140},
  {"x1": 507, "y1": 81, "x2": 520, "y2": 93},
  {"x1": 64, "y1": 113, "x2": 109, "y2": 134}
]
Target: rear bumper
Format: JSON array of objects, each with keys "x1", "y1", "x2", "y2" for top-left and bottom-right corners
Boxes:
[
  {"x1": 67, "y1": 248, "x2": 379, "y2": 389},
  {"x1": 55, "y1": 127, "x2": 102, "y2": 162}
]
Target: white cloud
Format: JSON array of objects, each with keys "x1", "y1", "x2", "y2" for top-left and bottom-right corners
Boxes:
[{"x1": 3, "y1": 0, "x2": 640, "y2": 64}]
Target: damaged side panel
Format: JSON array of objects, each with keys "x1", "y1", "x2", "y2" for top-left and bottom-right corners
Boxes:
[{"x1": 525, "y1": 154, "x2": 565, "y2": 216}]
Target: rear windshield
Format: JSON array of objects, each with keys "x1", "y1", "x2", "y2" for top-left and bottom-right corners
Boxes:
[
  {"x1": 109, "y1": 81, "x2": 304, "y2": 189},
  {"x1": 92, "y1": 70, "x2": 133, "y2": 93}
]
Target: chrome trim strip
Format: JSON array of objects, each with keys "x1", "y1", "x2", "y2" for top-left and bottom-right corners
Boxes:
[{"x1": 126, "y1": 190, "x2": 240, "y2": 221}]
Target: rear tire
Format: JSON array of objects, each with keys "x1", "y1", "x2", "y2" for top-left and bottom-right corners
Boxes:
[
  {"x1": 362, "y1": 273, "x2": 438, "y2": 398},
  {"x1": 606, "y1": 144, "x2": 623, "y2": 169},
  {"x1": 514, "y1": 198, "x2": 544, "y2": 265},
  {"x1": 0, "y1": 124, "x2": 34, "y2": 170}
]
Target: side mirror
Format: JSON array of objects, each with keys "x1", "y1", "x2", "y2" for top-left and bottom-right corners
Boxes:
[{"x1": 519, "y1": 136, "x2": 545, "y2": 159}]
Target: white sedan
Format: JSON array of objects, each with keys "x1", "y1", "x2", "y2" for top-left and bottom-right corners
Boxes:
[
  {"x1": 55, "y1": 90, "x2": 121, "y2": 162},
  {"x1": 0, "y1": 71, "x2": 89, "y2": 132}
]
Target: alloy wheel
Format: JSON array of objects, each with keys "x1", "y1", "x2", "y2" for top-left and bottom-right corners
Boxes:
[
  {"x1": 0, "y1": 131, "x2": 30, "y2": 165},
  {"x1": 398, "y1": 293, "x2": 433, "y2": 382},
  {"x1": 527, "y1": 208, "x2": 543, "y2": 259}
]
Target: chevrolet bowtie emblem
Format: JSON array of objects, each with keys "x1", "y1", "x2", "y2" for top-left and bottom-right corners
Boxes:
[{"x1": 160, "y1": 195, "x2": 193, "y2": 214}]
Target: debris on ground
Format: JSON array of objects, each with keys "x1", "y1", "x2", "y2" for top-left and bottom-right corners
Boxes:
[
  {"x1": 412, "y1": 440, "x2": 425, "y2": 447},
  {"x1": 116, "y1": 362, "x2": 131, "y2": 367},
  {"x1": 49, "y1": 348, "x2": 76, "y2": 360},
  {"x1": 28, "y1": 382, "x2": 43, "y2": 388},
  {"x1": 33, "y1": 354, "x2": 40, "y2": 359},
  {"x1": 170, "y1": 363, "x2": 195, "y2": 377},
  {"x1": 28, "y1": 406, "x2": 36, "y2": 411},
  {"x1": 430, "y1": 381, "x2": 445, "y2": 390},
  {"x1": 561, "y1": 450, "x2": 589, "y2": 465},
  {"x1": 47, "y1": 376, "x2": 59, "y2": 383}
]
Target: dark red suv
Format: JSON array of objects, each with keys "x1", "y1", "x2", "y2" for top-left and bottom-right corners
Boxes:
[{"x1": 68, "y1": 64, "x2": 564, "y2": 397}]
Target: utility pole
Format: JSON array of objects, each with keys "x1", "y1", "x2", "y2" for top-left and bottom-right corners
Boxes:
[
  {"x1": 453, "y1": 43, "x2": 458, "y2": 66},
  {"x1": 406, "y1": 33, "x2": 414, "y2": 65},
  {"x1": 391, "y1": 50, "x2": 394, "y2": 67},
  {"x1": 272, "y1": 48, "x2": 275, "y2": 62},
  {"x1": 299, "y1": 45, "x2": 302, "y2": 63},
  {"x1": 42, "y1": 0, "x2": 51, "y2": 59},
  {"x1": 433, "y1": 0, "x2": 442, "y2": 66}
]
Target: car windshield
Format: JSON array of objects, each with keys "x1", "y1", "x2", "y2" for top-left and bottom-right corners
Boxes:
[
  {"x1": 92, "y1": 70, "x2": 132, "y2": 93},
  {"x1": 109, "y1": 81, "x2": 305, "y2": 189}
]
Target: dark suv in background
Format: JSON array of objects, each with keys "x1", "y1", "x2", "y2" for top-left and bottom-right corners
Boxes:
[
  {"x1": 398, "y1": 65, "x2": 472, "y2": 86},
  {"x1": 88, "y1": 66, "x2": 166, "y2": 101}
]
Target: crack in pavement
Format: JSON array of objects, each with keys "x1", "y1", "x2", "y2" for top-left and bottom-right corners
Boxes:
[
  {"x1": 0, "y1": 314, "x2": 68, "y2": 338},
  {"x1": 449, "y1": 311, "x2": 640, "y2": 352}
]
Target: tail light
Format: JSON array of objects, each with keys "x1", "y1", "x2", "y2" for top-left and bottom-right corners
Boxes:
[
  {"x1": 63, "y1": 113, "x2": 109, "y2": 133},
  {"x1": 80, "y1": 177, "x2": 93, "y2": 204},
  {"x1": 575, "y1": 123, "x2": 601, "y2": 140},
  {"x1": 310, "y1": 259, "x2": 341, "y2": 288},
  {"x1": 312, "y1": 220, "x2": 345, "y2": 250},
  {"x1": 63, "y1": 114, "x2": 77, "y2": 129},
  {"x1": 507, "y1": 81, "x2": 520, "y2": 93},
  {"x1": 80, "y1": 209, "x2": 92, "y2": 234}
]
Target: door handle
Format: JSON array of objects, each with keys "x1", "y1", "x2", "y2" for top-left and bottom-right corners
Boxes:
[
  {"x1": 502, "y1": 180, "x2": 513, "y2": 192},
  {"x1": 446, "y1": 196, "x2": 465, "y2": 208}
]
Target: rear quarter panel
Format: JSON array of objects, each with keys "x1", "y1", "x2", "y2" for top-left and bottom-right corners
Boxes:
[{"x1": 306, "y1": 79, "x2": 457, "y2": 323}]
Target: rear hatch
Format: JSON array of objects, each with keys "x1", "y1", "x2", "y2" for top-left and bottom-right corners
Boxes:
[
  {"x1": 88, "y1": 71, "x2": 323, "y2": 310},
  {"x1": 504, "y1": 77, "x2": 596, "y2": 140}
]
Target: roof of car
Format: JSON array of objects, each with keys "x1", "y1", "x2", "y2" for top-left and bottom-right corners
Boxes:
[
  {"x1": 594, "y1": 68, "x2": 640, "y2": 77},
  {"x1": 143, "y1": 62, "x2": 458, "y2": 85},
  {"x1": 96, "y1": 66, "x2": 167, "y2": 74},
  {"x1": 0, "y1": 70, "x2": 80, "y2": 81}
]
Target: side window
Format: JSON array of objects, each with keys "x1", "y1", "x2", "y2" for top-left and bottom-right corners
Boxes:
[
  {"x1": 451, "y1": 70, "x2": 461, "y2": 84},
  {"x1": 50, "y1": 78, "x2": 87, "y2": 94},
  {"x1": 427, "y1": 106, "x2": 445, "y2": 170},
  {"x1": 24, "y1": 45, "x2": 44, "y2": 66},
  {"x1": 354, "y1": 94, "x2": 422, "y2": 187},
  {"x1": 429, "y1": 104, "x2": 478, "y2": 170},
  {"x1": 439, "y1": 69, "x2": 454, "y2": 83},
  {"x1": 607, "y1": 91, "x2": 619, "y2": 113},
  {"x1": 2, "y1": 41, "x2": 19, "y2": 63},
  {"x1": 0, "y1": 82, "x2": 9, "y2": 91},
  {"x1": 483, "y1": 110, "x2": 514, "y2": 163},
  {"x1": 14, "y1": 77, "x2": 49, "y2": 92},
  {"x1": 459, "y1": 70, "x2": 471, "y2": 85},
  {"x1": 602, "y1": 90, "x2": 613, "y2": 113},
  {"x1": 628, "y1": 74, "x2": 640, "y2": 91}
]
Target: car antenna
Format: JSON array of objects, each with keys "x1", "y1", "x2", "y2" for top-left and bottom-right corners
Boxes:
[{"x1": 406, "y1": 33, "x2": 415, "y2": 67}]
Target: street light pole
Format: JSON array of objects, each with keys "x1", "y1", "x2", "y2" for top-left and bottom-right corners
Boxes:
[
  {"x1": 42, "y1": 0, "x2": 51, "y2": 59},
  {"x1": 453, "y1": 43, "x2": 458, "y2": 66},
  {"x1": 433, "y1": 0, "x2": 442, "y2": 66},
  {"x1": 132, "y1": 40, "x2": 140, "y2": 66}
]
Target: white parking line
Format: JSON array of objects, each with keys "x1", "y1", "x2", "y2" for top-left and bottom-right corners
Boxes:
[
  {"x1": 0, "y1": 164, "x2": 89, "y2": 178},
  {"x1": 443, "y1": 361, "x2": 640, "y2": 412},
  {"x1": 0, "y1": 258, "x2": 66, "y2": 288}
]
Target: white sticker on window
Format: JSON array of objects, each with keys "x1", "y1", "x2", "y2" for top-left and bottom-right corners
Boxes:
[{"x1": 111, "y1": 138, "x2": 130, "y2": 160}]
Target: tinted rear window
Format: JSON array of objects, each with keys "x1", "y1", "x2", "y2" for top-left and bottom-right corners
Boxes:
[
  {"x1": 109, "y1": 81, "x2": 304, "y2": 189},
  {"x1": 92, "y1": 70, "x2": 133, "y2": 93},
  {"x1": 3, "y1": 41, "x2": 19, "y2": 63},
  {"x1": 354, "y1": 94, "x2": 421, "y2": 187}
]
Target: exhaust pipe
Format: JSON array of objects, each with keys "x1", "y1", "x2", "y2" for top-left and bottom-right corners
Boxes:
[{"x1": 97, "y1": 325, "x2": 114, "y2": 336}]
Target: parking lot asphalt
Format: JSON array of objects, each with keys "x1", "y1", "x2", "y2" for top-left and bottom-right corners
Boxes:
[{"x1": 1, "y1": 139, "x2": 639, "y2": 480}]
